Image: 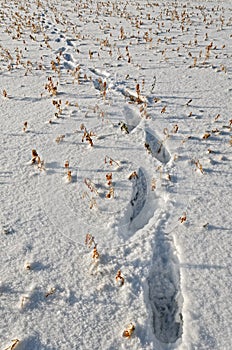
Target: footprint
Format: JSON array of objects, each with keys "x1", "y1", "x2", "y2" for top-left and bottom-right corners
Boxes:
[
  {"x1": 145, "y1": 128, "x2": 171, "y2": 164},
  {"x1": 148, "y1": 214, "x2": 183, "y2": 343},
  {"x1": 122, "y1": 105, "x2": 140, "y2": 132},
  {"x1": 63, "y1": 53, "x2": 73, "y2": 62},
  {"x1": 88, "y1": 68, "x2": 111, "y2": 79},
  {"x1": 117, "y1": 166, "x2": 164, "y2": 240},
  {"x1": 128, "y1": 167, "x2": 147, "y2": 222},
  {"x1": 89, "y1": 68, "x2": 111, "y2": 92},
  {"x1": 55, "y1": 46, "x2": 66, "y2": 54},
  {"x1": 66, "y1": 39, "x2": 74, "y2": 47}
]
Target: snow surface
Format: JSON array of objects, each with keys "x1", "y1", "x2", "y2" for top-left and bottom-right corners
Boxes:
[{"x1": 1, "y1": 0, "x2": 232, "y2": 349}]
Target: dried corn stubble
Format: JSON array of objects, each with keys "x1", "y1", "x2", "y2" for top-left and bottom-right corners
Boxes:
[
  {"x1": 45, "y1": 77, "x2": 58, "y2": 96},
  {"x1": 31, "y1": 149, "x2": 39, "y2": 164},
  {"x1": 2, "y1": 89, "x2": 8, "y2": 98},
  {"x1": 179, "y1": 212, "x2": 187, "y2": 223},
  {"x1": 144, "y1": 142, "x2": 152, "y2": 154},
  {"x1": 106, "y1": 172, "x2": 112, "y2": 186},
  {"x1": 24, "y1": 261, "x2": 31, "y2": 270},
  {"x1": 64, "y1": 160, "x2": 69, "y2": 169},
  {"x1": 20, "y1": 295, "x2": 29, "y2": 309},
  {"x1": 22, "y1": 121, "x2": 28, "y2": 132},
  {"x1": 128, "y1": 171, "x2": 138, "y2": 180},
  {"x1": 106, "y1": 187, "x2": 114, "y2": 199},
  {"x1": 104, "y1": 155, "x2": 120, "y2": 168},
  {"x1": 202, "y1": 133, "x2": 211, "y2": 139},
  {"x1": 172, "y1": 124, "x2": 179, "y2": 133},
  {"x1": 55, "y1": 135, "x2": 65, "y2": 143},
  {"x1": 89, "y1": 197, "x2": 97, "y2": 209},
  {"x1": 85, "y1": 233, "x2": 96, "y2": 248},
  {"x1": 66, "y1": 170, "x2": 72, "y2": 182},
  {"x1": 161, "y1": 106, "x2": 166, "y2": 113},
  {"x1": 115, "y1": 270, "x2": 124, "y2": 286},
  {"x1": 45, "y1": 287, "x2": 55, "y2": 298},
  {"x1": 84, "y1": 178, "x2": 98, "y2": 195},
  {"x1": 4, "y1": 339, "x2": 20, "y2": 350},
  {"x1": 151, "y1": 178, "x2": 156, "y2": 191},
  {"x1": 81, "y1": 127, "x2": 95, "y2": 147},
  {"x1": 37, "y1": 157, "x2": 45, "y2": 171},
  {"x1": 92, "y1": 246, "x2": 100, "y2": 260},
  {"x1": 195, "y1": 160, "x2": 204, "y2": 174},
  {"x1": 123, "y1": 323, "x2": 135, "y2": 338}
]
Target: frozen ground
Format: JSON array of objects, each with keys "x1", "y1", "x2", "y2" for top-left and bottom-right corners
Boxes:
[{"x1": 0, "y1": 0, "x2": 232, "y2": 349}]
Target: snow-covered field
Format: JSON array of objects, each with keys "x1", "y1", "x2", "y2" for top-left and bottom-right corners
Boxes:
[{"x1": 1, "y1": 0, "x2": 231, "y2": 349}]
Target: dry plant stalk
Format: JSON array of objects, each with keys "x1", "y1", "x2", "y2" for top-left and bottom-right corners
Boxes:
[
  {"x1": 157, "y1": 141, "x2": 163, "y2": 154},
  {"x1": 202, "y1": 133, "x2": 211, "y2": 139},
  {"x1": 82, "y1": 191, "x2": 96, "y2": 209},
  {"x1": 45, "y1": 77, "x2": 58, "y2": 96},
  {"x1": 20, "y1": 295, "x2": 29, "y2": 308},
  {"x1": 115, "y1": 270, "x2": 124, "y2": 286},
  {"x1": 37, "y1": 157, "x2": 45, "y2": 171},
  {"x1": 31, "y1": 149, "x2": 39, "y2": 163},
  {"x1": 140, "y1": 103, "x2": 150, "y2": 119},
  {"x1": 195, "y1": 160, "x2": 204, "y2": 174},
  {"x1": 89, "y1": 49, "x2": 93, "y2": 59},
  {"x1": 128, "y1": 171, "x2": 138, "y2": 180},
  {"x1": 45, "y1": 287, "x2": 55, "y2": 298},
  {"x1": 119, "y1": 26, "x2": 126, "y2": 39},
  {"x1": 106, "y1": 173, "x2": 112, "y2": 186},
  {"x1": 136, "y1": 83, "x2": 140, "y2": 97},
  {"x1": 92, "y1": 246, "x2": 100, "y2": 261},
  {"x1": 135, "y1": 83, "x2": 146, "y2": 104},
  {"x1": 172, "y1": 124, "x2": 179, "y2": 133},
  {"x1": 24, "y1": 262, "x2": 31, "y2": 270},
  {"x1": 64, "y1": 160, "x2": 69, "y2": 169},
  {"x1": 106, "y1": 187, "x2": 114, "y2": 199},
  {"x1": 179, "y1": 212, "x2": 187, "y2": 223},
  {"x1": 52, "y1": 99, "x2": 62, "y2": 115},
  {"x1": 55, "y1": 135, "x2": 65, "y2": 143},
  {"x1": 2, "y1": 89, "x2": 8, "y2": 98},
  {"x1": 119, "y1": 122, "x2": 129, "y2": 134},
  {"x1": 123, "y1": 323, "x2": 135, "y2": 338},
  {"x1": 101, "y1": 81, "x2": 107, "y2": 99},
  {"x1": 32, "y1": 149, "x2": 38, "y2": 158},
  {"x1": 161, "y1": 106, "x2": 166, "y2": 114},
  {"x1": 85, "y1": 233, "x2": 96, "y2": 248},
  {"x1": 84, "y1": 178, "x2": 98, "y2": 195},
  {"x1": 81, "y1": 128, "x2": 94, "y2": 147},
  {"x1": 89, "y1": 198, "x2": 97, "y2": 209},
  {"x1": 151, "y1": 178, "x2": 156, "y2": 191},
  {"x1": 23, "y1": 121, "x2": 28, "y2": 132},
  {"x1": 67, "y1": 170, "x2": 72, "y2": 182},
  {"x1": 214, "y1": 114, "x2": 220, "y2": 121},
  {"x1": 144, "y1": 142, "x2": 152, "y2": 154},
  {"x1": 4, "y1": 339, "x2": 20, "y2": 350},
  {"x1": 190, "y1": 57, "x2": 197, "y2": 68},
  {"x1": 104, "y1": 155, "x2": 120, "y2": 167}
]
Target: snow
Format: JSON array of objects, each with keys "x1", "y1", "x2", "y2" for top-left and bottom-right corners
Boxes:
[{"x1": 0, "y1": 0, "x2": 231, "y2": 349}]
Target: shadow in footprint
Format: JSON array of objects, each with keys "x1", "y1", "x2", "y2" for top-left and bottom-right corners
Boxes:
[
  {"x1": 129, "y1": 167, "x2": 147, "y2": 222},
  {"x1": 145, "y1": 129, "x2": 171, "y2": 164},
  {"x1": 16, "y1": 335, "x2": 56, "y2": 350},
  {"x1": 122, "y1": 105, "x2": 140, "y2": 132},
  {"x1": 117, "y1": 167, "x2": 156, "y2": 240},
  {"x1": 148, "y1": 217, "x2": 183, "y2": 343}
]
